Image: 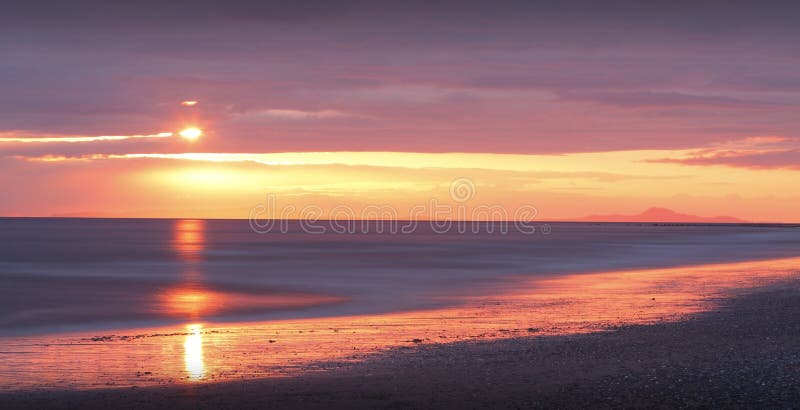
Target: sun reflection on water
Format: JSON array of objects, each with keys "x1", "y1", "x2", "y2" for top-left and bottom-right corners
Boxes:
[
  {"x1": 5, "y1": 256, "x2": 799, "y2": 391},
  {"x1": 172, "y1": 219, "x2": 206, "y2": 263},
  {"x1": 158, "y1": 220, "x2": 216, "y2": 320},
  {"x1": 174, "y1": 220, "x2": 208, "y2": 381},
  {"x1": 160, "y1": 285, "x2": 220, "y2": 318}
]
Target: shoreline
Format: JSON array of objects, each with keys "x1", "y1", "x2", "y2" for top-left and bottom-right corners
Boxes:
[
  {"x1": 4, "y1": 222, "x2": 800, "y2": 338},
  {"x1": 3, "y1": 279, "x2": 800, "y2": 408},
  {"x1": 1, "y1": 256, "x2": 799, "y2": 396},
  {"x1": 4, "y1": 250, "x2": 799, "y2": 340}
]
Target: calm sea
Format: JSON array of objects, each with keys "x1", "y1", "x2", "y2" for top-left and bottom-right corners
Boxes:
[{"x1": 1, "y1": 218, "x2": 798, "y2": 336}]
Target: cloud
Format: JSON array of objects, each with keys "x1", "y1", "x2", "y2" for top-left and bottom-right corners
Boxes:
[
  {"x1": 648, "y1": 136, "x2": 800, "y2": 170},
  {"x1": 652, "y1": 149, "x2": 800, "y2": 170},
  {"x1": 0, "y1": 129, "x2": 197, "y2": 160},
  {"x1": 240, "y1": 109, "x2": 357, "y2": 121},
  {"x1": 7, "y1": 151, "x2": 684, "y2": 182},
  {"x1": 0, "y1": 131, "x2": 172, "y2": 143},
  {"x1": 559, "y1": 91, "x2": 784, "y2": 110},
  {"x1": 2, "y1": 1, "x2": 800, "y2": 155}
]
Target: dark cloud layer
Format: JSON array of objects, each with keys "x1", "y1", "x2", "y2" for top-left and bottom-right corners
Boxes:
[
  {"x1": 4, "y1": 1, "x2": 798, "y2": 27},
  {"x1": 1, "y1": 0, "x2": 800, "y2": 155}
]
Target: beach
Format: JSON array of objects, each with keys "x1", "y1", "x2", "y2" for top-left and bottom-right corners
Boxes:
[
  {"x1": 3, "y1": 275, "x2": 800, "y2": 408},
  {"x1": 1, "y1": 219, "x2": 799, "y2": 407},
  {"x1": 5, "y1": 2, "x2": 800, "y2": 407}
]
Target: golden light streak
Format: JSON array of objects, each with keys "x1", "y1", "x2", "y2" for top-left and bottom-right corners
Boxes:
[
  {"x1": 12, "y1": 148, "x2": 800, "y2": 221},
  {"x1": 178, "y1": 128, "x2": 203, "y2": 141},
  {"x1": 13, "y1": 154, "x2": 109, "y2": 162},
  {"x1": 180, "y1": 100, "x2": 199, "y2": 106},
  {"x1": 14, "y1": 150, "x2": 800, "y2": 196},
  {"x1": 0, "y1": 132, "x2": 173, "y2": 143},
  {"x1": 55, "y1": 149, "x2": 793, "y2": 175}
]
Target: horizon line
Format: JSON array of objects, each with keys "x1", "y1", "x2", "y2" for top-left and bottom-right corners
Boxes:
[{"x1": 1, "y1": 216, "x2": 798, "y2": 226}]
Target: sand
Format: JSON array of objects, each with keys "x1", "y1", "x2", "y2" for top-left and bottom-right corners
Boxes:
[{"x1": 3, "y1": 278, "x2": 800, "y2": 408}]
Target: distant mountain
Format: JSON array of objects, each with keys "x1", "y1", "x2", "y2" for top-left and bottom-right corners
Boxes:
[{"x1": 571, "y1": 207, "x2": 747, "y2": 223}]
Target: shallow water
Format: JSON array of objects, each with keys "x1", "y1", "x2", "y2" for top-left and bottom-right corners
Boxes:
[
  {"x1": 0, "y1": 218, "x2": 799, "y2": 336},
  {"x1": 0, "y1": 256, "x2": 798, "y2": 391}
]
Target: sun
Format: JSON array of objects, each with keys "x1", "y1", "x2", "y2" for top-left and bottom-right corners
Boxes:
[{"x1": 179, "y1": 127, "x2": 203, "y2": 141}]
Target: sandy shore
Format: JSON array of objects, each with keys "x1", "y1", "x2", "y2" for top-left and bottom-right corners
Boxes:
[{"x1": 3, "y1": 278, "x2": 800, "y2": 409}]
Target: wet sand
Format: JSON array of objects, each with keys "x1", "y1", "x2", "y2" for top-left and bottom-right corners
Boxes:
[
  {"x1": 2, "y1": 257, "x2": 800, "y2": 408},
  {"x1": 3, "y1": 281, "x2": 800, "y2": 408}
]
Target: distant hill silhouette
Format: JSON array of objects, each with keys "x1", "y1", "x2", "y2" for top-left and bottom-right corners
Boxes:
[{"x1": 572, "y1": 207, "x2": 747, "y2": 223}]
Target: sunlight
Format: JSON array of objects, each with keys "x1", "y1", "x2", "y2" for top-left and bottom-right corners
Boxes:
[
  {"x1": 172, "y1": 219, "x2": 206, "y2": 262},
  {"x1": 0, "y1": 132, "x2": 173, "y2": 143},
  {"x1": 183, "y1": 324, "x2": 206, "y2": 381},
  {"x1": 159, "y1": 285, "x2": 220, "y2": 318},
  {"x1": 178, "y1": 127, "x2": 203, "y2": 141}
]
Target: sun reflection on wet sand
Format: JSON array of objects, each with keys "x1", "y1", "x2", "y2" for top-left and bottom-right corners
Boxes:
[
  {"x1": 184, "y1": 324, "x2": 206, "y2": 381},
  {"x1": 0, "y1": 256, "x2": 798, "y2": 391}
]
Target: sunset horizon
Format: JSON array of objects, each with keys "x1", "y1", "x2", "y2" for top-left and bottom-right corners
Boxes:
[
  {"x1": 2, "y1": 2, "x2": 800, "y2": 223},
  {"x1": 3, "y1": 2, "x2": 800, "y2": 409},
  {"x1": 4, "y1": 145, "x2": 799, "y2": 222}
]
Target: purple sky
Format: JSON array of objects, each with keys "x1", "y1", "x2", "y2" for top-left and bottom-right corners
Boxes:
[
  {"x1": 1, "y1": 1, "x2": 799, "y2": 156},
  {"x1": 2, "y1": 1, "x2": 800, "y2": 220}
]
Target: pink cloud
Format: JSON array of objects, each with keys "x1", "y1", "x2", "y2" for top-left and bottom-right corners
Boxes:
[
  {"x1": 648, "y1": 136, "x2": 800, "y2": 170},
  {"x1": 651, "y1": 149, "x2": 800, "y2": 170},
  {"x1": 236, "y1": 109, "x2": 358, "y2": 121}
]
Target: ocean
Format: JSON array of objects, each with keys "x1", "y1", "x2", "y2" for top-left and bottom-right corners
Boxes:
[{"x1": 1, "y1": 218, "x2": 798, "y2": 336}]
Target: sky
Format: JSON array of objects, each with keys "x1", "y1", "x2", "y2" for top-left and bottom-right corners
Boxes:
[{"x1": 1, "y1": 1, "x2": 799, "y2": 221}]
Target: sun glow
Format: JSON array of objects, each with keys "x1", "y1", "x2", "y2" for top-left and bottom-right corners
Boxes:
[
  {"x1": 183, "y1": 324, "x2": 206, "y2": 381},
  {"x1": 178, "y1": 127, "x2": 203, "y2": 141}
]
